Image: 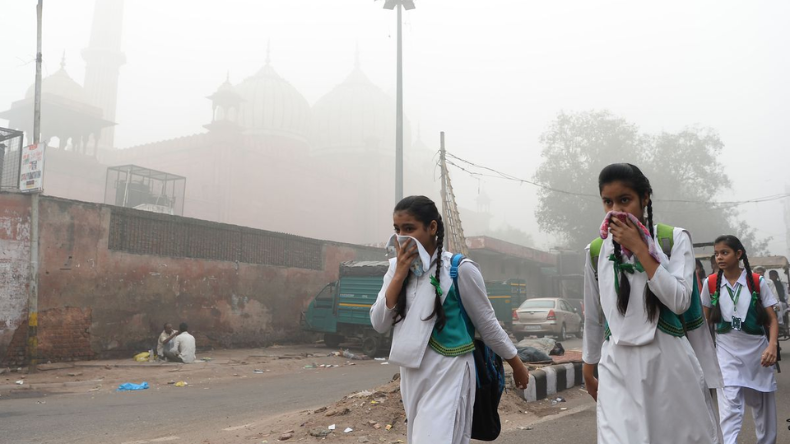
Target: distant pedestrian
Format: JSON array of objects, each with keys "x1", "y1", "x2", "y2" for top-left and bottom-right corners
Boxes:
[
  {"x1": 700, "y1": 235, "x2": 779, "y2": 444},
  {"x1": 370, "y1": 195, "x2": 529, "y2": 444},
  {"x1": 164, "y1": 323, "x2": 196, "y2": 364},
  {"x1": 768, "y1": 270, "x2": 786, "y2": 304},
  {"x1": 583, "y1": 163, "x2": 720, "y2": 444}
]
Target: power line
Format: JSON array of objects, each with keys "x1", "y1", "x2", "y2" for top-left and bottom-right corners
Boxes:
[{"x1": 443, "y1": 152, "x2": 790, "y2": 207}]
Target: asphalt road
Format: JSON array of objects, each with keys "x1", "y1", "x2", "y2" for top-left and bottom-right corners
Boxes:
[
  {"x1": 2, "y1": 336, "x2": 786, "y2": 444},
  {"x1": 0, "y1": 361, "x2": 401, "y2": 444}
]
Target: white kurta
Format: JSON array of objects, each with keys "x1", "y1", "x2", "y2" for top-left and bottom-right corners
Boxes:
[
  {"x1": 583, "y1": 227, "x2": 719, "y2": 444},
  {"x1": 700, "y1": 271, "x2": 778, "y2": 392},
  {"x1": 371, "y1": 253, "x2": 517, "y2": 444}
]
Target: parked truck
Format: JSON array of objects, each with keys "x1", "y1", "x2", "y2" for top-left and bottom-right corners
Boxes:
[{"x1": 302, "y1": 261, "x2": 530, "y2": 356}]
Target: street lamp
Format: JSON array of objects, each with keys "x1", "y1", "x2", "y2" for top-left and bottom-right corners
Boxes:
[{"x1": 382, "y1": 0, "x2": 414, "y2": 203}]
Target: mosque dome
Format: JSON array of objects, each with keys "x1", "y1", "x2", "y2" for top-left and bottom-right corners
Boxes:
[
  {"x1": 311, "y1": 61, "x2": 409, "y2": 156},
  {"x1": 26, "y1": 54, "x2": 92, "y2": 106},
  {"x1": 235, "y1": 57, "x2": 311, "y2": 141}
]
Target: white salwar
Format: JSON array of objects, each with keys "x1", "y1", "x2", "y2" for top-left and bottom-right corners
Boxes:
[
  {"x1": 583, "y1": 227, "x2": 720, "y2": 444},
  {"x1": 370, "y1": 252, "x2": 517, "y2": 444},
  {"x1": 701, "y1": 271, "x2": 778, "y2": 444}
]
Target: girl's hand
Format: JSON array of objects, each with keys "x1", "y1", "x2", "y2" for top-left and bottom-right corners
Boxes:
[
  {"x1": 609, "y1": 217, "x2": 645, "y2": 255},
  {"x1": 761, "y1": 343, "x2": 777, "y2": 367},
  {"x1": 393, "y1": 238, "x2": 418, "y2": 281},
  {"x1": 583, "y1": 362, "x2": 599, "y2": 402},
  {"x1": 510, "y1": 360, "x2": 530, "y2": 390}
]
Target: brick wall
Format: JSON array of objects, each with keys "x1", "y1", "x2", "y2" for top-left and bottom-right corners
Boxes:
[
  {"x1": 37, "y1": 307, "x2": 94, "y2": 362},
  {"x1": 0, "y1": 192, "x2": 31, "y2": 365},
  {"x1": 27, "y1": 195, "x2": 382, "y2": 361}
]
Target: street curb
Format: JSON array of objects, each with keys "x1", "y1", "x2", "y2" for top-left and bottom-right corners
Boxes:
[
  {"x1": 0, "y1": 379, "x2": 104, "y2": 391},
  {"x1": 515, "y1": 362, "x2": 583, "y2": 402}
]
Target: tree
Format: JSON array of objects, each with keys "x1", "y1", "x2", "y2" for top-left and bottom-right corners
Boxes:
[{"x1": 534, "y1": 110, "x2": 769, "y2": 254}]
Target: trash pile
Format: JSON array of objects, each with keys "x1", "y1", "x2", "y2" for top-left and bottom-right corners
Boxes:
[{"x1": 294, "y1": 375, "x2": 407, "y2": 442}]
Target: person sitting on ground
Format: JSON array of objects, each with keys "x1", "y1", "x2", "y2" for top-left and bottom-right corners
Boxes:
[
  {"x1": 163, "y1": 323, "x2": 196, "y2": 363},
  {"x1": 157, "y1": 323, "x2": 179, "y2": 360}
]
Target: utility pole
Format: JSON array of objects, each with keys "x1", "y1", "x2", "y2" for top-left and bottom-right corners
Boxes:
[
  {"x1": 26, "y1": 0, "x2": 44, "y2": 372},
  {"x1": 382, "y1": 0, "x2": 415, "y2": 203},
  {"x1": 439, "y1": 132, "x2": 468, "y2": 256},
  {"x1": 395, "y1": 2, "x2": 403, "y2": 203}
]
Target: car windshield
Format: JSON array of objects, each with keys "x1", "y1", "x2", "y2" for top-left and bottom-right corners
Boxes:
[{"x1": 520, "y1": 300, "x2": 555, "y2": 309}]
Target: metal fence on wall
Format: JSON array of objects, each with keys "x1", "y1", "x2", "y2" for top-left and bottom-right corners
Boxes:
[{"x1": 0, "y1": 127, "x2": 24, "y2": 191}]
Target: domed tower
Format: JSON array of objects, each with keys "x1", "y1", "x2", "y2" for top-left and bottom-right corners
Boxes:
[
  {"x1": 234, "y1": 48, "x2": 311, "y2": 153},
  {"x1": 1, "y1": 53, "x2": 113, "y2": 156},
  {"x1": 312, "y1": 54, "x2": 410, "y2": 156},
  {"x1": 204, "y1": 73, "x2": 243, "y2": 132},
  {"x1": 309, "y1": 56, "x2": 412, "y2": 244}
]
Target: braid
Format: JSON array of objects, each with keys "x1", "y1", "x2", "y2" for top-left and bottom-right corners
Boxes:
[
  {"x1": 424, "y1": 218, "x2": 447, "y2": 331},
  {"x1": 710, "y1": 269, "x2": 724, "y2": 324},
  {"x1": 741, "y1": 254, "x2": 768, "y2": 326},
  {"x1": 392, "y1": 274, "x2": 410, "y2": 326},
  {"x1": 643, "y1": 199, "x2": 660, "y2": 321},
  {"x1": 647, "y1": 200, "x2": 654, "y2": 239},
  {"x1": 613, "y1": 241, "x2": 631, "y2": 315}
]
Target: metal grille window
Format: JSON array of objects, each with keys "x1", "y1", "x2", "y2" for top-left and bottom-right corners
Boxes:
[
  {"x1": 0, "y1": 127, "x2": 24, "y2": 191},
  {"x1": 108, "y1": 209, "x2": 324, "y2": 270}
]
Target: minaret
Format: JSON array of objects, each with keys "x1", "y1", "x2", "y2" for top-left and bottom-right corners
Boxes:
[{"x1": 82, "y1": 0, "x2": 125, "y2": 149}]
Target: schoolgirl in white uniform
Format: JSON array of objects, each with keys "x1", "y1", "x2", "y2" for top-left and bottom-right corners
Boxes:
[
  {"x1": 370, "y1": 196, "x2": 530, "y2": 444},
  {"x1": 583, "y1": 164, "x2": 720, "y2": 444},
  {"x1": 700, "y1": 235, "x2": 779, "y2": 444}
]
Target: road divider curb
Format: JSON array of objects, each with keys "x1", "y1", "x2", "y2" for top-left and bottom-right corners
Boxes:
[{"x1": 514, "y1": 362, "x2": 583, "y2": 402}]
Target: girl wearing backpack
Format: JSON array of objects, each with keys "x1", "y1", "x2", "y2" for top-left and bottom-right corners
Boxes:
[
  {"x1": 582, "y1": 163, "x2": 720, "y2": 444},
  {"x1": 700, "y1": 235, "x2": 779, "y2": 444},
  {"x1": 370, "y1": 196, "x2": 530, "y2": 444}
]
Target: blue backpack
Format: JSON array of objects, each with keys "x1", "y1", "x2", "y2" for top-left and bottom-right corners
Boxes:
[{"x1": 451, "y1": 253, "x2": 506, "y2": 441}]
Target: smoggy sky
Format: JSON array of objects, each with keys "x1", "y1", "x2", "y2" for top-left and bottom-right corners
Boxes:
[{"x1": 2, "y1": 0, "x2": 788, "y2": 255}]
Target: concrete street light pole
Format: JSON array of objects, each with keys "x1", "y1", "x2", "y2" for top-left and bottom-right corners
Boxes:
[{"x1": 383, "y1": 0, "x2": 415, "y2": 204}]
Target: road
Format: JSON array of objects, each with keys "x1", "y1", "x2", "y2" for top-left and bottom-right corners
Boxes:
[
  {"x1": 1, "y1": 336, "x2": 787, "y2": 444},
  {"x1": 0, "y1": 360, "x2": 400, "y2": 444}
]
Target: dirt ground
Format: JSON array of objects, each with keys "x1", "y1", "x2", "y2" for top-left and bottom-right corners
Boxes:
[
  {"x1": 200, "y1": 365, "x2": 589, "y2": 444},
  {"x1": 1, "y1": 343, "x2": 587, "y2": 444}
]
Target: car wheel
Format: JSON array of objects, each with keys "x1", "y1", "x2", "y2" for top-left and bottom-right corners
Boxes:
[
  {"x1": 558, "y1": 324, "x2": 567, "y2": 341},
  {"x1": 536, "y1": 334, "x2": 545, "y2": 338},
  {"x1": 578, "y1": 323, "x2": 584, "y2": 338},
  {"x1": 514, "y1": 333, "x2": 526, "y2": 342}
]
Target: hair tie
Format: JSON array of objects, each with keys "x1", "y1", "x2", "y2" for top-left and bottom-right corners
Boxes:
[
  {"x1": 430, "y1": 275, "x2": 442, "y2": 296},
  {"x1": 710, "y1": 291, "x2": 719, "y2": 307}
]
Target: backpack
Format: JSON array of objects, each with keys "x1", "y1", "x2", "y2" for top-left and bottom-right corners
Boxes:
[
  {"x1": 451, "y1": 253, "x2": 506, "y2": 442},
  {"x1": 707, "y1": 272, "x2": 781, "y2": 367}
]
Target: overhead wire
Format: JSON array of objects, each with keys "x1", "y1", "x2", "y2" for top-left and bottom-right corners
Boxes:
[{"x1": 443, "y1": 151, "x2": 790, "y2": 207}]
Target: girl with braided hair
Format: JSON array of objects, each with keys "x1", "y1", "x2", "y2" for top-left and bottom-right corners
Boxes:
[
  {"x1": 700, "y1": 235, "x2": 779, "y2": 444},
  {"x1": 370, "y1": 196, "x2": 529, "y2": 444},
  {"x1": 582, "y1": 163, "x2": 721, "y2": 444}
]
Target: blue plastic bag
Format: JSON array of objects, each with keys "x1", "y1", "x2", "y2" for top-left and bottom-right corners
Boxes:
[{"x1": 117, "y1": 382, "x2": 149, "y2": 391}]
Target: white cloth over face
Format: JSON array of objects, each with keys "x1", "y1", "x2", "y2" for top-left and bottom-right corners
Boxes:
[
  {"x1": 700, "y1": 271, "x2": 778, "y2": 392},
  {"x1": 583, "y1": 227, "x2": 718, "y2": 444}
]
